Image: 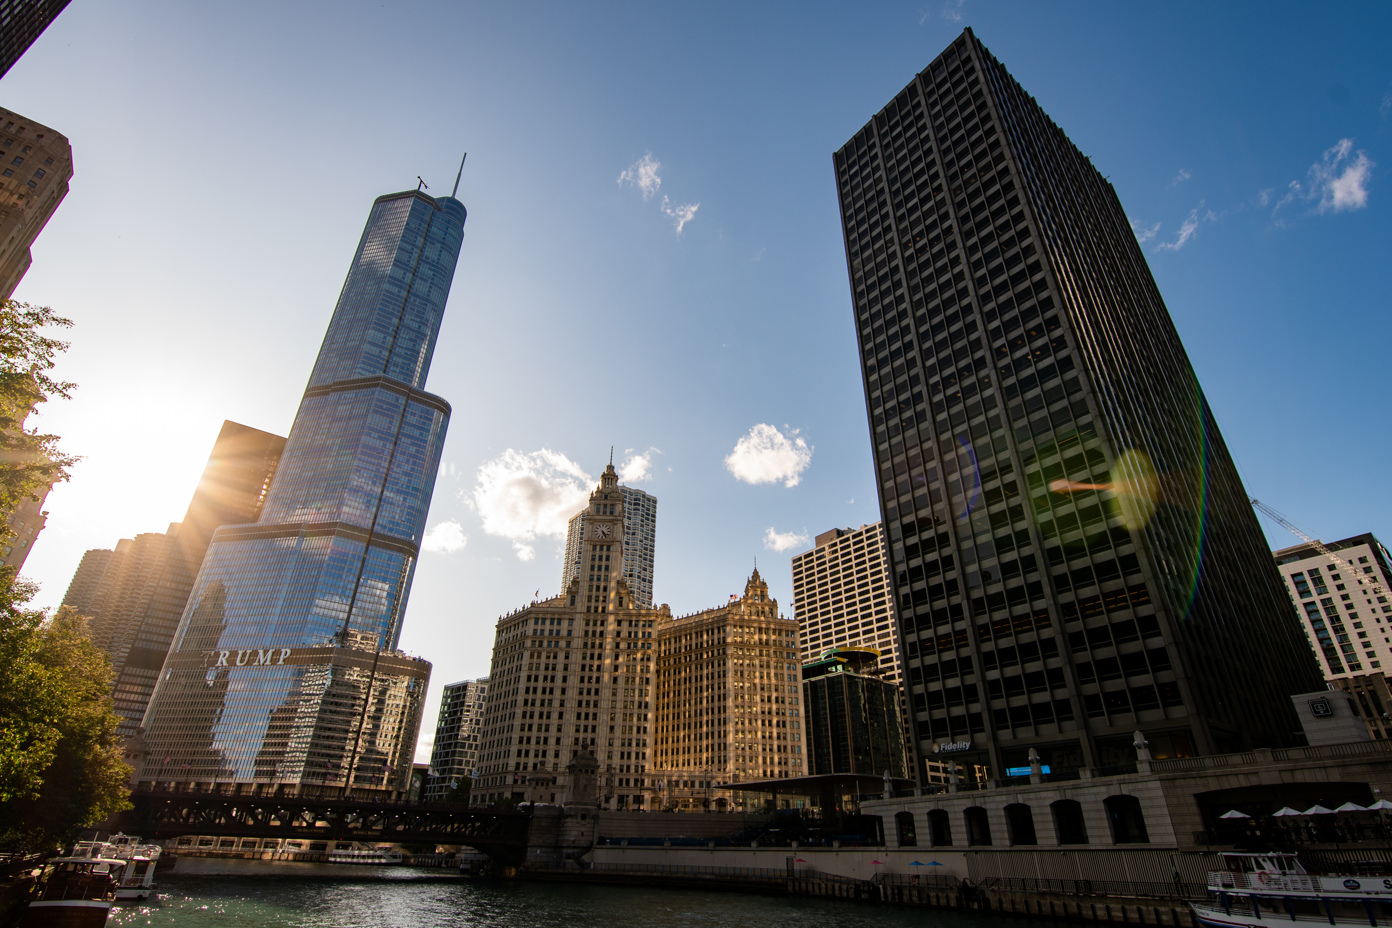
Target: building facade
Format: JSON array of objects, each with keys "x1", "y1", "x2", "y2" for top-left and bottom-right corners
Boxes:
[
  {"x1": 653, "y1": 569, "x2": 804, "y2": 810},
  {"x1": 1332, "y1": 673, "x2": 1392, "y2": 741},
  {"x1": 61, "y1": 422, "x2": 284, "y2": 736},
  {"x1": 0, "y1": 0, "x2": 71, "y2": 79},
  {"x1": 802, "y1": 647, "x2": 908, "y2": 780},
  {"x1": 791, "y1": 523, "x2": 900, "y2": 681},
  {"x1": 835, "y1": 28, "x2": 1321, "y2": 783},
  {"x1": 138, "y1": 187, "x2": 466, "y2": 795},
  {"x1": 1274, "y1": 534, "x2": 1392, "y2": 680},
  {"x1": 109, "y1": 422, "x2": 284, "y2": 736},
  {"x1": 0, "y1": 106, "x2": 72, "y2": 299},
  {"x1": 473, "y1": 462, "x2": 659, "y2": 809},
  {"x1": 562, "y1": 484, "x2": 657, "y2": 608},
  {"x1": 2, "y1": 481, "x2": 49, "y2": 569},
  {"x1": 66, "y1": 530, "x2": 177, "y2": 669},
  {"x1": 424, "y1": 677, "x2": 489, "y2": 802}
]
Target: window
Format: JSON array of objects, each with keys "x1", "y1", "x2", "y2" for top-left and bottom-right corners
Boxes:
[
  {"x1": 963, "y1": 806, "x2": 992, "y2": 846},
  {"x1": 43, "y1": 157, "x2": 52, "y2": 166},
  {"x1": 10, "y1": 158, "x2": 20, "y2": 166},
  {"x1": 1104, "y1": 794, "x2": 1149, "y2": 844},
  {"x1": 33, "y1": 169, "x2": 43, "y2": 179},
  {"x1": 1052, "y1": 799, "x2": 1088, "y2": 844},
  {"x1": 1005, "y1": 803, "x2": 1037, "y2": 845},
  {"x1": 1, "y1": 170, "x2": 10, "y2": 178}
]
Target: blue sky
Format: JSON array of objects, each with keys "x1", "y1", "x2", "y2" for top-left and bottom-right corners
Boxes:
[{"x1": 5, "y1": 1, "x2": 1389, "y2": 757}]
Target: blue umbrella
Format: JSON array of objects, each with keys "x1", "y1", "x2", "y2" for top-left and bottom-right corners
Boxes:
[
  {"x1": 910, "y1": 861, "x2": 925, "y2": 866},
  {"x1": 926, "y1": 861, "x2": 945, "y2": 866}
]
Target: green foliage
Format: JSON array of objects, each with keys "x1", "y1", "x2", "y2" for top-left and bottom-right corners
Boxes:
[
  {"x1": 0, "y1": 300, "x2": 77, "y2": 536},
  {"x1": 0, "y1": 581, "x2": 131, "y2": 853}
]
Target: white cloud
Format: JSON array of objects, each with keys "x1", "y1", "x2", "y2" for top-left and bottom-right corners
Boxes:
[
  {"x1": 1154, "y1": 203, "x2": 1216, "y2": 252},
  {"x1": 1275, "y1": 138, "x2": 1375, "y2": 218},
  {"x1": 1381, "y1": 88, "x2": 1391, "y2": 120},
  {"x1": 618, "y1": 153, "x2": 662, "y2": 200},
  {"x1": 1156, "y1": 209, "x2": 1201, "y2": 251},
  {"x1": 1131, "y1": 220, "x2": 1160, "y2": 244},
  {"x1": 619, "y1": 447, "x2": 660, "y2": 483},
  {"x1": 764, "y1": 527, "x2": 810, "y2": 553},
  {"x1": 724, "y1": 423, "x2": 813, "y2": 488},
  {"x1": 660, "y1": 196, "x2": 699, "y2": 235},
  {"x1": 466, "y1": 449, "x2": 592, "y2": 561},
  {"x1": 941, "y1": 0, "x2": 965, "y2": 22},
  {"x1": 421, "y1": 519, "x2": 467, "y2": 554},
  {"x1": 1169, "y1": 168, "x2": 1192, "y2": 188}
]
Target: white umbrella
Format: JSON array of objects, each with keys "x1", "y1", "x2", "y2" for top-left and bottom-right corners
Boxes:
[
  {"x1": 1219, "y1": 809, "x2": 1251, "y2": 820},
  {"x1": 1304, "y1": 805, "x2": 1336, "y2": 815},
  {"x1": 1272, "y1": 807, "x2": 1304, "y2": 817},
  {"x1": 1367, "y1": 800, "x2": 1392, "y2": 811},
  {"x1": 1334, "y1": 802, "x2": 1368, "y2": 813}
]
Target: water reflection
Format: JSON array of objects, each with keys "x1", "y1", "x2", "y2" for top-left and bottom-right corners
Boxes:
[{"x1": 110, "y1": 875, "x2": 1041, "y2": 928}]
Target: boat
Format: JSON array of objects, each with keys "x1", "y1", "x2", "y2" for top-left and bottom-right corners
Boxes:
[
  {"x1": 71, "y1": 835, "x2": 162, "y2": 901},
  {"x1": 18, "y1": 854, "x2": 124, "y2": 927},
  {"x1": 1191, "y1": 851, "x2": 1392, "y2": 928},
  {"x1": 327, "y1": 842, "x2": 404, "y2": 864}
]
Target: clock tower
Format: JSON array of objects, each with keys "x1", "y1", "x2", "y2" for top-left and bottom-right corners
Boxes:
[{"x1": 578, "y1": 458, "x2": 628, "y2": 613}]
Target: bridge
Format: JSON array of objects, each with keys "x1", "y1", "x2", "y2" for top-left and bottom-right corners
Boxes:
[{"x1": 109, "y1": 788, "x2": 535, "y2": 865}]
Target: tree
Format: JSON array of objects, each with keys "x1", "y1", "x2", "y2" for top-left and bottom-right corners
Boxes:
[
  {"x1": 0, "y1": 585, "x2": 131, "y2": 853},
  {"x1": 0, "y1": 300, "x2": 77, "y2": 538}
]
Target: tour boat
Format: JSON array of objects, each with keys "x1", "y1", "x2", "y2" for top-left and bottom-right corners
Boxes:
[
  {"x1": 18, "y1": 854, "x2": 124, "y2": 927},
  {"x1": 327, "y1": 843, "x2": 404, "y2": 864},
  {"x1": 71, "y1": 836, "x2": 162, "y2": 901},
  {"x1": 1191, "y1": 852, "x2": 1392, "y2": 928}
]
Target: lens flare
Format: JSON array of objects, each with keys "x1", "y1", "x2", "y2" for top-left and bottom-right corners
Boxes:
[{"x1": 1049, "y1": 448, "x2": 1160, "y2": 532}]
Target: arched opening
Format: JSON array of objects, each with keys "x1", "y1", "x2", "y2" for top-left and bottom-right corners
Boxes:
[
  {"x1": 1051, "y1": 798, "x2": 1089, "y2": 845},
  {"x1": 1004, "y1": 803, "x2": 1037, "y2": 846},
  {"x1": 963, "y1": 806, "x2": 992, "y2": 846},
  {"x1": 896, "y1": 811, "x2": 918, "y2": 847},
  {"x1": 928, "y1": 808, "x2": 953, "y2": 846},
  {"x1": 1104, "y1": 794, "x2": 1149, "y2": 844}
]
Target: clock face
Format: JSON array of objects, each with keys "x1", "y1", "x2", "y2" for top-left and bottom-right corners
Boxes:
[{"x1": 591, "y1": 523, "x2": 613, "y2": 540}]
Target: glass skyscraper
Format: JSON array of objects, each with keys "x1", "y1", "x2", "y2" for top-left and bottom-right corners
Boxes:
[
  {"x1": 139, "y1": 188, "x2": 466, "y2": 795},
  {"x1": 836, "y1": 29, "x2": 1321, "y2": 784}
]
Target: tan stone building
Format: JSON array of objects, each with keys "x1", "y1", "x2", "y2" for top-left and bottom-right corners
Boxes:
[
  {"x1": 0, "y1": 105, "x2": 72, "y2": 299},
  {"x1": 653, "y1": 570, "x2": 805, "y2": 811},
  {"x1": 791, "y1": 523, "x2": 901, "y2": 681},
  {"x1": 472, "y1": 461, "x2": 661, "y2": 809}
]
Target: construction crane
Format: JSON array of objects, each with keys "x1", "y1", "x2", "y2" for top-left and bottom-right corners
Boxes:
[{"x1": 1250, "y1": 496, "x2": 1386, "y2": 599}]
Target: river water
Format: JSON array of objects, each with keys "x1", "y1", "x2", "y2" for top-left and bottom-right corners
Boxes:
[{"x1": 107, "y1": 871, "x2": 1038, "y2": 928}]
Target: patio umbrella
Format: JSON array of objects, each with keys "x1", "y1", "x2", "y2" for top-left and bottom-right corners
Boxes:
[
  {"x1": 926, "y1": 861, "x2": 945, "y2": 866},
  {"x1": 871, "y1": 860, "x2": 884, "y2": 865},
  {"x1": 1367, "y1": 800, "x2": 1392, "y2": 811},
  {"x1": 794, "y1": 858, "x2": 807, "y2": 863},
  {"x1": 910, "y1": 861, "x2": 926, "y2": 866},
  {"x1": 1303, "y1": 805, "x2": 1336, "y2": 815},
  {"x1": 1272, "y1": 807, "x2": 1304, "y2": 817},
  {"x1": 1219, "y1": 809, "x2": 1250, "y2": 819},
  {"x1": 1334, "y1": 802, "x2": 1368, "y2": 813}
]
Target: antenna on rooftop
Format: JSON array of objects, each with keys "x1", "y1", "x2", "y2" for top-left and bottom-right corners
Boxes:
[
  {"x1": 417, "y1": 176, "x2": 428, "y2": 191},
  {"x1": 452, "y1": 152, "x2": 467, "y2": 197}
]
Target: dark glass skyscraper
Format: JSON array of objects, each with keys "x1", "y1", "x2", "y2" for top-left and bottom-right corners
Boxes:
[
  {"x1": 0, "y1": 0, "x2": 71, "y2": 78},
  {"x1": 140, "y1": 189, "x2": 466, "y2": 795},
  {"x1": 835, "y1": 29, "x2": 1321, "y2": 782}
]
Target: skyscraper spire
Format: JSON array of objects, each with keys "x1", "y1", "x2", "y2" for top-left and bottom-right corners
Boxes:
[{"x1": 452, "y1": 152, "x2": 467, "y2": 198}]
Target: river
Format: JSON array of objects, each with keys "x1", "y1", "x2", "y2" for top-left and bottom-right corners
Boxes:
[{"x1": 107, "y1": 871, "x2": 1039, "y2": 928}]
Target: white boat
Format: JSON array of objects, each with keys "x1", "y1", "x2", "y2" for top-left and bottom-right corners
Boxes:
[
  {"x1": 1192, "y1": 852, "x2": 1392, "y2": 928},
  {"x1": 72, "y1": 834, "x2": 162, "y2": 901},
  {"x1": 327, "y1": 843, "x2": 403, "y2": 864}
]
